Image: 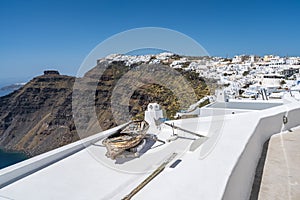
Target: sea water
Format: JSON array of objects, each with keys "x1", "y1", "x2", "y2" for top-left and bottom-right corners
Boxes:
[
  {"x1": 0, "y1": 82, "x2": 14, "y2": 97},
  {"x1": 0, "y1": 149, "x2": 28, "y2": 169},
  {"x1": 0, "y1": 90, "x2": 12, "y2": 97},
  {"x1": 0, "y1": 78, "x2": 28, "y2": 97}
]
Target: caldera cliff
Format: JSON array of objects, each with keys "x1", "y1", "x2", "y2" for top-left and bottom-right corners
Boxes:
[{"x1": 0, "y1": 54, "x2": 211, "y2": 156}]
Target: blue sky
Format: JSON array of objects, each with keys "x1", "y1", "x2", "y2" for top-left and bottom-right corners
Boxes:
[{"x1": 0, "y1": 0, "x2": 300, "y2": 81}]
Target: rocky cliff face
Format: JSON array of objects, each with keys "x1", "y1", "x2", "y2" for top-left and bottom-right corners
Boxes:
[
  {"x1": 0, "y1": 55, "x2": 210, "y2": 157},
  {"x1": 0, "y1": 72, "x2": 77, "y2": 156}
]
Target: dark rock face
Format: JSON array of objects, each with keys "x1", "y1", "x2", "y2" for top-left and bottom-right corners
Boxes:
[
  {"x1": 0, "y1": 62, "x2": 210, "y2": 157},
  {"x1": 0, "y1": 73, "x2": 78, "y2": 156},
  {"x1": 44, "y1": 70, "x2": 60, "y2": 75}
]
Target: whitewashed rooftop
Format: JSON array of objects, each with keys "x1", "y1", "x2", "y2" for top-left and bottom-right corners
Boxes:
[{"x1": 1, "y1": 98, "x2": 300, "y2": 200}]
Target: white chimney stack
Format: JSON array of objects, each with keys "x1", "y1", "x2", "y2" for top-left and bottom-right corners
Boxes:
[{"x1": 144, "y1": 103, "x2": 163, "y2": 133}]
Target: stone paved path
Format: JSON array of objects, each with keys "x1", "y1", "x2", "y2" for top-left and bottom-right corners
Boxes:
[{"x1": 258, "y1": 127, "x2": 300, "y2": 200}]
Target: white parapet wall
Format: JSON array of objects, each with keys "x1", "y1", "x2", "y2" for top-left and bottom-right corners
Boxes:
[
  {"x1": 222, "y1": 101, "x2": 300, "y2": 200},
  {"x1": 0, "y1": 123, "x2": 128, "y2": 188},
  {"x1": 283, "y1": 104, "x2": 300, "y2": 131},
  {"x1": 200, "y1": 100, "x2": 284, "y2": 117}
]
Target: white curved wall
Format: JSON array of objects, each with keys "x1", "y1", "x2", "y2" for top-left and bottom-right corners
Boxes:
[{"x1": 222, "y1": 103, "x2": 300, "y2": 200}]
